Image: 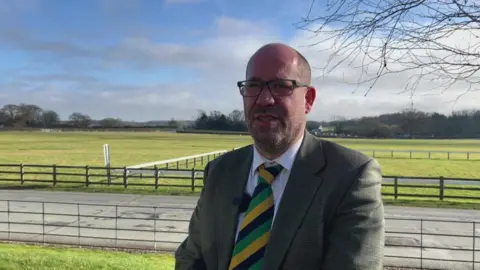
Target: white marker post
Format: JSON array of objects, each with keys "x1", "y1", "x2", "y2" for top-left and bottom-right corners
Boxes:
[
  {"x1": 103, "y1": 144, "x2": 111, "y2": 184},
  {"x1": 103, "y1": 144, "x2": 111, "y2": 167}
]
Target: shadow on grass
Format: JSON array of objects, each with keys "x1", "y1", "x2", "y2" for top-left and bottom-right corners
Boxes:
[
  {"x1": 383, "y1": 198, "x2": 480, "y2": 209},
  {"x1": 0, "y1": 182, "x2": 201, "y2": 196},
  {"x1": 0, "y1": 185, "x2": 60, "y2": 190},
  {"x1": 372, "y1": 156, "x2": 480, "y2": 162}
]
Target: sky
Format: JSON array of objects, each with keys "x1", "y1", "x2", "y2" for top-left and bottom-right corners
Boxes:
[{"x1": 0, "y1": 0, "x2": 479, "y2": 122}]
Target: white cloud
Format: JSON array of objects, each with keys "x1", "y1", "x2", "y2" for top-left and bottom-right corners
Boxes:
[{"x1": 1, "y1": 14, "x2": 479, "y2": 122}]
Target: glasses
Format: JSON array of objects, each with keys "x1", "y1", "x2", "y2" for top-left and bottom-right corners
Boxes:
[{"x1": 237, "y1": 79, "x2": 309, "y2": 97}]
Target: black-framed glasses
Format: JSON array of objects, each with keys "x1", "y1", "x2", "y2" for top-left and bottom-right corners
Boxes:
[{"x1": 237, "y1": 79, "x2": 309, "y2": 97}]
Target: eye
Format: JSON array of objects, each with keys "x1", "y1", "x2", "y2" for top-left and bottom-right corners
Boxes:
[
  {"x1": 244, "y1": 81, "x2": 262, "y2": 88},
  {"x1": 271, "y1": 80, "x2": 293, "y2": 89}
]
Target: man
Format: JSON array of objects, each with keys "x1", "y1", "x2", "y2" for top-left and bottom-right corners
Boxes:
[{"x1": 175, "y1": 43, "x2": 385, "y2": 269}]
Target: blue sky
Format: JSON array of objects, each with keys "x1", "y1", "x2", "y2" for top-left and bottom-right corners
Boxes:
[{"x1": 0, "y1": 0, "x2": 478, "y2": 122}]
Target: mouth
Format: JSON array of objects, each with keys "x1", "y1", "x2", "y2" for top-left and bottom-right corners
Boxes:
[{"x1": 253, "y1": 114, "x2": 280, "y2": 122}]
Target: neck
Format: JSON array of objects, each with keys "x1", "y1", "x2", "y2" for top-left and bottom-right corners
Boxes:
[{"x1": 254, "y1": 129, "x2": 304, "y2": 160}]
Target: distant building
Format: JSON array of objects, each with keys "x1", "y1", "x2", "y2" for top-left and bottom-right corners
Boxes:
[{"x1": 311, "y1": 125, "x2": 323, "y2": 136}]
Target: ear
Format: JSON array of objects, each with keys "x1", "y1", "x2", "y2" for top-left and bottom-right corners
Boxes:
[{"x1": 304, "y1": 86, "x2": 316, "y2": 114}]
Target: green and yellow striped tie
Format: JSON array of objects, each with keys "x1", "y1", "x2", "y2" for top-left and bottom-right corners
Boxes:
[{"x1": 228, "y1": 163, "x2": 283, "y2": 270}]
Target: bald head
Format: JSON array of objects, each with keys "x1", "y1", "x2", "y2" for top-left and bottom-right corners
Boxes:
[
  {"x1": 246, "y1": 43, "x2": 311, "y2": 84},
  {"x1": 241, "y1": 42, "x2": 316, "y2": 159}
]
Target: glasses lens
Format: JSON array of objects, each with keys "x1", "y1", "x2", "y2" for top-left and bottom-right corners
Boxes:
[
  {"x1": 238, "y1": 79, "x2": 296, "y2": 96},
  {"x1": 270, "y1": 80, "x2": 294, "y2": 96},
  {"x1": 240, "y1": 81, "x2": 263, "y2": 96}
]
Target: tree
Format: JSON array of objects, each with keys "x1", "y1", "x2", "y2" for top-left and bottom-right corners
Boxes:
[
  {"x1": 99, "y1": 117, "x2": 123, "y2": 128},
  {"x1": 41, "y1": 110, "x2": 60, "y2": 127},
  {"x1": 69, "y1": 112, "x2": 92, "y2": 128},
  {"x1": 1, "y1": 104, "x2": 21, "y2": 125},
  {"x1": 19, "y1": 104, "x2": 43, "y2": 127},
  {"x1": 228, "y1": 110, "x2": 244, "y2": 123},
  {"x1": 296, "y1": 0, "x2": 480, "y2": 98},
  {"x1": 0, "y1": 110, "x2": 7, "y2": 125},
  {"x1": 168, "y1": 118, "x2": 178, "y2": 128}
]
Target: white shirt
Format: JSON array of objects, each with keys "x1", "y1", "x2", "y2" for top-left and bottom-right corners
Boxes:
[{"x1": 234, "y1": 134, "x2": 304, "y2": 240}]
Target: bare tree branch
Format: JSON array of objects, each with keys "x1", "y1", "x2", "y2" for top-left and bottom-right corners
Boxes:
[{"x1": 295, "y1": 0, "x2": 480, "y2": 100}]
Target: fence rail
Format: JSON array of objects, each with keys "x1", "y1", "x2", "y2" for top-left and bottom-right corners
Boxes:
[
  {"x1": 1, "y1": 163, "x2": 480, "y2": 202},
  {"x1": 358, "y1": 149, "x2": 480, "y2": 160},
  {"x1": 0, "y1": 199, "x2": 479, "y2": 269}
]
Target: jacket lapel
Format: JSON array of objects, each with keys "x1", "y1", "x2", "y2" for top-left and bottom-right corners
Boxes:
[
  {"x1": 263, "y1": 131, "x2": 327, "y2": 269},
  {"x1": 215, "y1": 145, "x2": 253, "y2": 270}
]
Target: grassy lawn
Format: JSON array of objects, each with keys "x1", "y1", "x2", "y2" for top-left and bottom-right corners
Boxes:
[
  {"x1": 0, "y1": 131, "x2": 480, "y2": 208},
  {"x1": 0, "y1": 242, "x2": 174, "y2": 270},
  {"x1": 0, "y1": 131, "x2": 479, "y2": 177}
]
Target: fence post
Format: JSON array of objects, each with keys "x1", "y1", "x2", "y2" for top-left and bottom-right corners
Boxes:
[
  {"x1": 394, "y1": 177, "x2": 398, "y2": 199},
  {"x1": 439, "y1": 176, "x2": 444, "y2": 200},
  {"x1": 467, "y1": 152, "x2": 470, "y2": 160},
  {"x1": 448, "y1": 152, "x2": 450, "y2": 160},
  {"x1": 194, "y1": 157, "x2": 196, "y2": 168},
  {"x1": 191, "y1": 168, "x2": 196, "y2": 191},
  {"x1": 473, "y1": 221, "x2": 476, "y2": 269},
  {"x1": 52, "y1": 164, "x2": 57, "y2": 186},
  {"x1": 77, "y1": 203, "x2": 81, "y2": 246},
  {"x1": 153, "y1": 206, "x2": 157, "y2": 250},
  {"x1": 115, "y1": 205, "x2": 118, "y2": 248},
  {"x1": 420, "y1": 219, "x2": 423, "y2": 269},
  {"x1": 7, "y1": 200, "x2": 10, "y2": 241},
  {"x1": 123, "y1": 166, "x2": 128, "y2": 188},
  {"x1": 19, "y1": 164, "x2": 24, "y2": 185},
  {"x1": 85, "y1": 165, "x2": 90, "y2": 187},
  {"x1": 42, "y1": 202, "x2": 45, "y2": 244},
  {"x1": 154, "y1": 165, "x2": 159, "y2": 191}
]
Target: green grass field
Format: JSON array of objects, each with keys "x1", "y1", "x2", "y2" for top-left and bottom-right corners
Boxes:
[
  {"x1": 1, "y1": 131, "x2": 479, "y2": 178},
  {"x1": 0, "y1": 243, "x2": 174, "y2": 270},
  {"x1": 1, "y1": 131, "x2": 480, "y2": 208}
]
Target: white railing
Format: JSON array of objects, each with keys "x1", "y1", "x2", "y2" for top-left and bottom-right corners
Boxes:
[
  {"x1": 105, "y1": 147, "x2": 239, "y2": 176},
  {"x1": 125, "y1": 150, "x2": 228, "y2": 169}
]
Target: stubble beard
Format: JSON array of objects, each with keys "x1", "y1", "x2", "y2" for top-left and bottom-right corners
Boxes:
[{"x1": 249, "y1": 120, "x2": 293, "y2": 158}]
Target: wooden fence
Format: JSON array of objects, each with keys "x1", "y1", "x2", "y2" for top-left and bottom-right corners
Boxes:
[{"x1": 0, "y1": 163, "x2": 480, "y2": 201}]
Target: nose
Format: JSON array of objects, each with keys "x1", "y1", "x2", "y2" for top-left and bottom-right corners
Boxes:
[{"x1": 255, "y1": 87, "x2": 275, "y2": 106}]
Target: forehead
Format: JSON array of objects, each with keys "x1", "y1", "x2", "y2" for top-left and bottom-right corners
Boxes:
[{"x1": 246, "y1": 49, "x2": 300, "y2": 81}]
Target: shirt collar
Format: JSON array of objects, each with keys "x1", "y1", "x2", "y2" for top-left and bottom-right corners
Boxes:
[{"x1": 251, "y1": 133, "x2": 304, "y2": 173}]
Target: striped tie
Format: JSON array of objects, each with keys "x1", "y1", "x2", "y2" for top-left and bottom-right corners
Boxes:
[{"x1": 228, "y1": 163, "x2": 283, "y2": 270}]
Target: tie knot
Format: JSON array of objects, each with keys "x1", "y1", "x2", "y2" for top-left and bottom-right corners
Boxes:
[{"x1": 258, "y1": 163, "x2": 283, "y2": 185}]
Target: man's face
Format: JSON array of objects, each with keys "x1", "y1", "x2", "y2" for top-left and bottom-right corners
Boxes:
[{"x1": 242, "y1": 49, "x2": 315, "y2": 154}]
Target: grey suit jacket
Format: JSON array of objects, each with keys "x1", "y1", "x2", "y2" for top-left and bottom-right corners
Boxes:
[{"x1": 175, "y1": 131, "x2": 385, "y2": 270}]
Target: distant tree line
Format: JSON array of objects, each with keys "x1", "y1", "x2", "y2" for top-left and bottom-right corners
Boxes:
[
  {"x1": 192, "y1": 108, "x2": 480, "y2": 139},
  {"x1": 193, "y1": 110, "x2": 247, "y2": 131},
  {"x1": 0, "y1": 103, "x2": 183, "y2": 129},
  {"x1": 2, "y1": 103, "x2": 479, "y2": 138},
  {"x1": 326, "y1": 109, "x2": 480, "y2": 138},
  {"x1": 191, "y1": 109, "x2": 324, "y2": 132}
]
